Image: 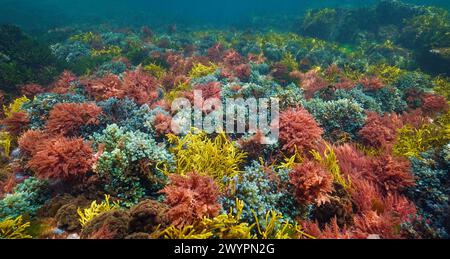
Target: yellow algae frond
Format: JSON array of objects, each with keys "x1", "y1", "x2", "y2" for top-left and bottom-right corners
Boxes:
[
  {"x1": 0, "y1": 216, "x2": 32, "y2": 239},
  {"x1": 393, "y1": 125, "x2": 432, "y2": 158},
  {"x1": 167, "y1": 131, "x2": 247, "y2": 187},
  {"x1": 342, "y1": 64, "x2": 364, "y2": 81},
  {"x1": 165, "y1": 81, "x2": 191, "y2": 102},
  {"x1": 280, "y1": 52, "x2": 299, "y2": 71},
  {"x1": 311, "y1": 144, "x2": 351, "y2": 190},
  {"x1": 189, "y1": 62, "x2": 218, "y2": 78},
  {"x1": 433, "y1": 76, "x2": 450, "y2": 100},
  {"x1": 394, "y1": 113, "x2": 449, "y2": 158},
  {"x1": 91, "y1": 45, "x2": 122, "y2": 57},
  {"x1": 77, "y1": 194, "x2": 120, "y2": 227},
  {"x1": 276, "y1": 149, "x2": 304, "y2": 171},
  {"x1": 155, "y1": 225, "x2": 214, "y2": 239},
  {"x1": 156, "y1": 199, "x2": 254, "y2": 239},
  {"x1": 3, "y1": 96, "x2": 30, "y2": 118},
  {"x1": 198, "y1": 199, "x2": 254, "y2": 239},
  {"x1": 252, "y1": 209, "x2": 315, "y2": 240},
  {"x1": 70, "y1": 31, "x2": 102, "y2": 44},
  {"x1": 354, "y1": 143, "x2": 382, "y2": 157},
  {"x1": 158, "y1": 198, "x2": 315, "y2": 240},
  {"x1": 0, "y1": 131, "x2": 12, "y2": 157},
  {"x1": 143, "y1": 63, "x2": 166, "y2": 79},
  {"x1": 367, "y1": 64, "x2": 406, "y2": 85}
]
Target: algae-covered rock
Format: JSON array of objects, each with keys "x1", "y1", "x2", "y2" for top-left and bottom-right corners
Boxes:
[
  {"x1": 129, "y1": 199, "x2": 170, "y2": 234},
  {"x1": 52, "y1": 195, "x2": 90, "y2": 232},
  {"x1": 80, "y1": 210, "x2": 131, "y2": 239}
]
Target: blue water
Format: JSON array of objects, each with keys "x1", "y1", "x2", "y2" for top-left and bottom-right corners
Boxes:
[{"x1": 1, "y1": 0, "x2": 449, "y2": 31}]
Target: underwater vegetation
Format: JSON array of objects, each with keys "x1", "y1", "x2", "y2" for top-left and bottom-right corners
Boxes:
[
  {"x1": 299, "y1": 0, "x2": 450, "y2": 75},
  {"x1": 0, "y1": 0, "x2": 449, "y2": 239},
  {"x1": 0, "y1": 25, "x2": 63, "y2": 98}
]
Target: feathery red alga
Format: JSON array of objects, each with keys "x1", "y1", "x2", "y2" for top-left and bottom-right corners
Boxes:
[
  {"x1": 370, "y1": 154, "x2": 415, "y2": 193},
  {"x1": 28, "y1": 137, "x2": 94, "y2": 180},
  {"x1": 83, "y1": 74, "x2": 124, "y2": 101},
  {"x1": 46, "y1": 102, "x2": 102, "y2": 136},
  {"x1": 1, "y1": 111, "x2": 30, "y2": 136},
  {"x1": 289, "y1": 160, "x2": 334, "y2": 205},
  {"x1": 358, "y1": 112, "x2": 404, "y2": 149},
  {"x1": 20, "y1": 84, "x2": 45, "y2": 98},
  {"x1": 279, "y1": 107, "x2": 324, "y2": 155},
  {"x1": 122, "y1": 68, "x2": 160, "y2": 105},
  {"x1": 160, "y1": 172, "x2": 221, "y2": 228},
  {"x1": 18, "y1": 129, "x2": 49, "y2": 157}
]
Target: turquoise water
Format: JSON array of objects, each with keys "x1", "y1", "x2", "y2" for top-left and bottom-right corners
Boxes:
[{"x1": 1, "y1": 0, "x2": 449, "y2": 31}]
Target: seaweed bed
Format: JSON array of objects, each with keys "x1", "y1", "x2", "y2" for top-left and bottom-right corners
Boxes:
[{"x1": 0, "y1": 0, "x2": 449, "y2": 239}]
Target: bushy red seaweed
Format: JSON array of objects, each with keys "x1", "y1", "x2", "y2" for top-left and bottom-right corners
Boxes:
[
  {"x1": 358, "y1": 112, "x2": 404, "y2": 149},
  {"x1": 289, "y1": 160, "x2": 334, "y2": 205},
  {"x1": 370, "y1": 154, "x2": 415, "y2": 193},
  {"x1": 46, "y1": 102, "x2": 102, "y2": 136},
  {"x1": 83, "y1": 74, "x2": 124, "y2": 101},
  {"x1": 51, "y1": 71, "x2": 78, "y2": 94},
  {"x1": 159, "y1": 172, "x2": 221, "y2": 228},
  {"x1": 20, "y1": 84, "x2": 45, "y2": 98},
  {"x1": 18, "y1": 129, "x2": 49, "y2": 157},
  {"x1": 421, "y1": 93, "x2": 449, "y2": 116},
  {"x1": 152, "y1": 113, "x2": 172, "y2": 136},
  {"x1": 1, "y1": 111, "x2": 30, "y2": 136},
  {"x1": 279, "y1": 107, "x2": 324, "y2": 155},
  {"x1": 121, "y1": 67, "x2": 160, "y2": 105},
  {"x1": 27, "y1": 137, "x2": 94, "y2": 180}
]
